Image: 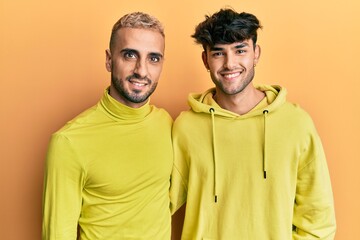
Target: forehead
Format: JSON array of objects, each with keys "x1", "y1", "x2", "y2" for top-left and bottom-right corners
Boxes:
[
  {"x1": 208, "y1": 39, "x2": 254, "y2": 51},
  {"x1": 113, "y1": 27, "x2": 165, "y2": 54}
]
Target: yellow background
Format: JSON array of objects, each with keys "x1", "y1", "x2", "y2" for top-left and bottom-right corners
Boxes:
[{"x1": 1, "y1": 0, "x2": 359, "y2": 239}]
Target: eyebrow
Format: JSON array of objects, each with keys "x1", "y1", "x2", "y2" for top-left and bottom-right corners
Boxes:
[
  {"x1": 149, "y1": 52, "x2": 163, "y2": 59},
  {"x1": 120, "y1": 48, "x2": 138, "y2": 55},
  {"x1": 210, "y1": 42, "x2": 250, "y2": 51},
  {"x1": 234, "y1": 42, "x2": 249, "y2": 49},
  {"x1": 120, "y1": 48, "x2": 163, "y2": 59}
]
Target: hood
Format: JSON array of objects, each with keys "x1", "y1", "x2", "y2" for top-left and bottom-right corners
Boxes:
[
  {"x1": 187, "y1": 85, "x2": 287, "y2": 202},
  {"x1": 188, "y1": 85, "x2": 286, "y2": 118}
]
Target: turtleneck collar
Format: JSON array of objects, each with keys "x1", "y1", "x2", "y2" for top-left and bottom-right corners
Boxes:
[{"x1": 100, "y1": 88, "x2": 152, "y2": 121}]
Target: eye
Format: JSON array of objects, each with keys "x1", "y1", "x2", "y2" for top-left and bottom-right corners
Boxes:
[
  {"x1": 212, "y1": 52, "x2": 224, "y2": 57},
  {"x1": 149, "y1": 56, "x2": 161, "y2": 63},
  {"x1": 236, "y1": 49, "x2": 246, "y2": 54},
  {"x1": 123, "y1": 51, "x2": 137, "y2": 59},
  {"x1": 148, "y1": 54, "x2": 162, "y2": 63}
]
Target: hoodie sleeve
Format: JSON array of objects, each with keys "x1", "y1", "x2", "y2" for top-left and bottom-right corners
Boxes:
[
  {"x1": 169, "y1": 162, "x2": 188, "y2": 215},
  {"x1": 292, "y1": 130, "x2": 336, "y2": 239},
  {"x1": 42, "y1": 133, "x2": 84, "y2": 240},
  {"x1": 169, "y1": 120, "x2": 189, "y2": 215}
]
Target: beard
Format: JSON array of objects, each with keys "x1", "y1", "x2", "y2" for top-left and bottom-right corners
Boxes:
[{"x1": 111, "y1": 74, "x2": 158, "y2": 104}]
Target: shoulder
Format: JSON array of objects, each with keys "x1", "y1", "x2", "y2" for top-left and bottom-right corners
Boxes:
[
  {"x1": 53, "y1": 104, "x2": 99, "y2": 137},
  {"x1": 279, "y1": 102, "x2": 315, "y2": 126},
  {"x1": 149, "y1": 105, "x2": 173, "y2": 124},
  {"x1": 273, "y1": 102, "x2": 320, "y2": 142},
  {"x1": 172, "y1": 109, "x2": 210, "y2": 140},
  {"x1": 173, "y1": 109, "x2": 201, "y2": 127}
]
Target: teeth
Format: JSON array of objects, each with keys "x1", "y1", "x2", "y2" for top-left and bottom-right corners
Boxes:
[
  {"x1": 224, "y1": 72, "x2": 240, "y2": 78},
  {"x1": 132, "y1": 82, "x2": 145, "y2": 86}
]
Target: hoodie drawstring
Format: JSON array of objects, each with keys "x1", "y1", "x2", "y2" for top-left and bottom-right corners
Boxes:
[
  {"x1": 263, "y1": 110, "x2": 269, "y2": 179},
  {"x1": 209, "y1": 108, "x2": 218, "y2": 202},
  {"x1": 209, "y1": 108, "x2": 269, "y2": 202}
]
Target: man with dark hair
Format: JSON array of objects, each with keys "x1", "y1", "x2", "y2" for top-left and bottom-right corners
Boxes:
[
  {"x1": 42, "y1": 12, "x2": 173, "y2": 239},
  {"x1": 170, "y1": 8, "x2": 336, "y2": 239}
]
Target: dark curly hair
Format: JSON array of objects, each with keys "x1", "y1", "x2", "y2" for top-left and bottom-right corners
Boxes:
[{"x1": 192, "y1": 8, "x2": 262, "y2": 50}]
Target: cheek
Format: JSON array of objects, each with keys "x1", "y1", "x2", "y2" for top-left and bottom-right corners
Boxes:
[
  {"x1": 244, "y1": 54, "x2": 255, "y2": 64},
  {"x1": 208, "y1": 60, "x2": 223, "y2": 71},
  {"x1": 148, "y1": 64, "x2": 163, "y2": 79},
  {"x1": 237, "y1": 58, "x2": 252, "y2": 68},
  {"x1": 113, "y1": 61, "x2": 134, "y2": 75}
]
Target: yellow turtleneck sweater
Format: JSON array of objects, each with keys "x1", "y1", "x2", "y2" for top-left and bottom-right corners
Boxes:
[{"x1": 43, "y1": 88, "x2": 173, "y2": 240}]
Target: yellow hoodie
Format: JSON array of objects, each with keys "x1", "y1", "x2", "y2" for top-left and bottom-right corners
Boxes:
[
  {"x1": 170, "y1": 85, "x2": 336, "y2": 239},
  {"x1": 42, "y1": 88, "x2": 173, "y2": 240}
]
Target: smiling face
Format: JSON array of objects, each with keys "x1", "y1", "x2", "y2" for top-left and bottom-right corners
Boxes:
[
  {"x1": 105, "y1": 27, "x2": 165, "y2": 108},
  {"x1": 202, "y1": 39, "x2": 260, "y2": 98}
]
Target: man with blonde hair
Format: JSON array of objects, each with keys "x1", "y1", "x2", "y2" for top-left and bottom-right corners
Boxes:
[{"x1": 42, "y1": 12, "x2": 173, "y2": 239}]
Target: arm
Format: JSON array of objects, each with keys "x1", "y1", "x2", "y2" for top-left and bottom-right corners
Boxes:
[
  {"x1": 292, "y1": 133, "x2": 336, "y2": 239},
  {"x1": 170, "y1": 155, "x2": 187, "y2": 240},
  {"x1": 169, "y1": 119, "x2": 189, "y2": 215},
  {"x1": 169, "y1": 163, "x2": 187, "y2": 215},
  {"x1": 171, "y1": 204, "x2": 186, "y2": 240},
  {"x1": 169, "y1": 120, "x2": 189, "y2": 239},
  {"x1": 42, "y1": 134, "x2": 84, "y2": 240}
]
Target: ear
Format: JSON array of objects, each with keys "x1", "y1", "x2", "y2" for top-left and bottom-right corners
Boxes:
[
  {"x1": 254, "y1": 44, "x2": 261, "y2": 65},
  {"x1": 201, "y1": 51, "x2": 210, "y2": 70},
  {"x1": 105, "y1": 49, "x2": 112, "y2": 72}
]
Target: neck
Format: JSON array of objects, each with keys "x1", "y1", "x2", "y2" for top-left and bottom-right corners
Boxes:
[{"x1": 214, "y1": 85, "x2": 265, "y2": 115}]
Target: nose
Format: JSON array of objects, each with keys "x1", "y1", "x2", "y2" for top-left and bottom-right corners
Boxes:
[
  {"x1": 134, "y1": 58, "x2": 148, "y2": 79},
  {"x1": 223, "y1": 53, "x2": 237, "y2": 70}
]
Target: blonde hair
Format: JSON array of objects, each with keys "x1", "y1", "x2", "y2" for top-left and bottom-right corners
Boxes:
[{"x1": 109, "y1": 12, "x2": 164, "y2": 51}]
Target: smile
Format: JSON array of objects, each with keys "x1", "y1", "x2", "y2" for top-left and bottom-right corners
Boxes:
[
  {"x1": 222, "y1": 71, "x2": 241, "y2": 79},
  {"x1": 132, "y1": 82, "x2": 146, "y2": 87},
  {"x1": 129, "y1": 78, "x2": 148, "y2": 87}
]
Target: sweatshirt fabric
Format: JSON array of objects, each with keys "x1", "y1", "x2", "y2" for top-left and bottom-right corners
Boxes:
[
  {"x1": 42, "y1": 88, "x2": 173, "y2": 240},
  {"x1": 170, "y1": 85, "x2": 336, "y2": 239}
]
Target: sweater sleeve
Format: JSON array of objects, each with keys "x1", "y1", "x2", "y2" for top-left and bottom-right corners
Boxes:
[
  {"x1": 292, "y1": 132, "x2": 336, "y2": 239},
  {"x1": 42, "y1": 133, "x2": 84, "y2": 240}
]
